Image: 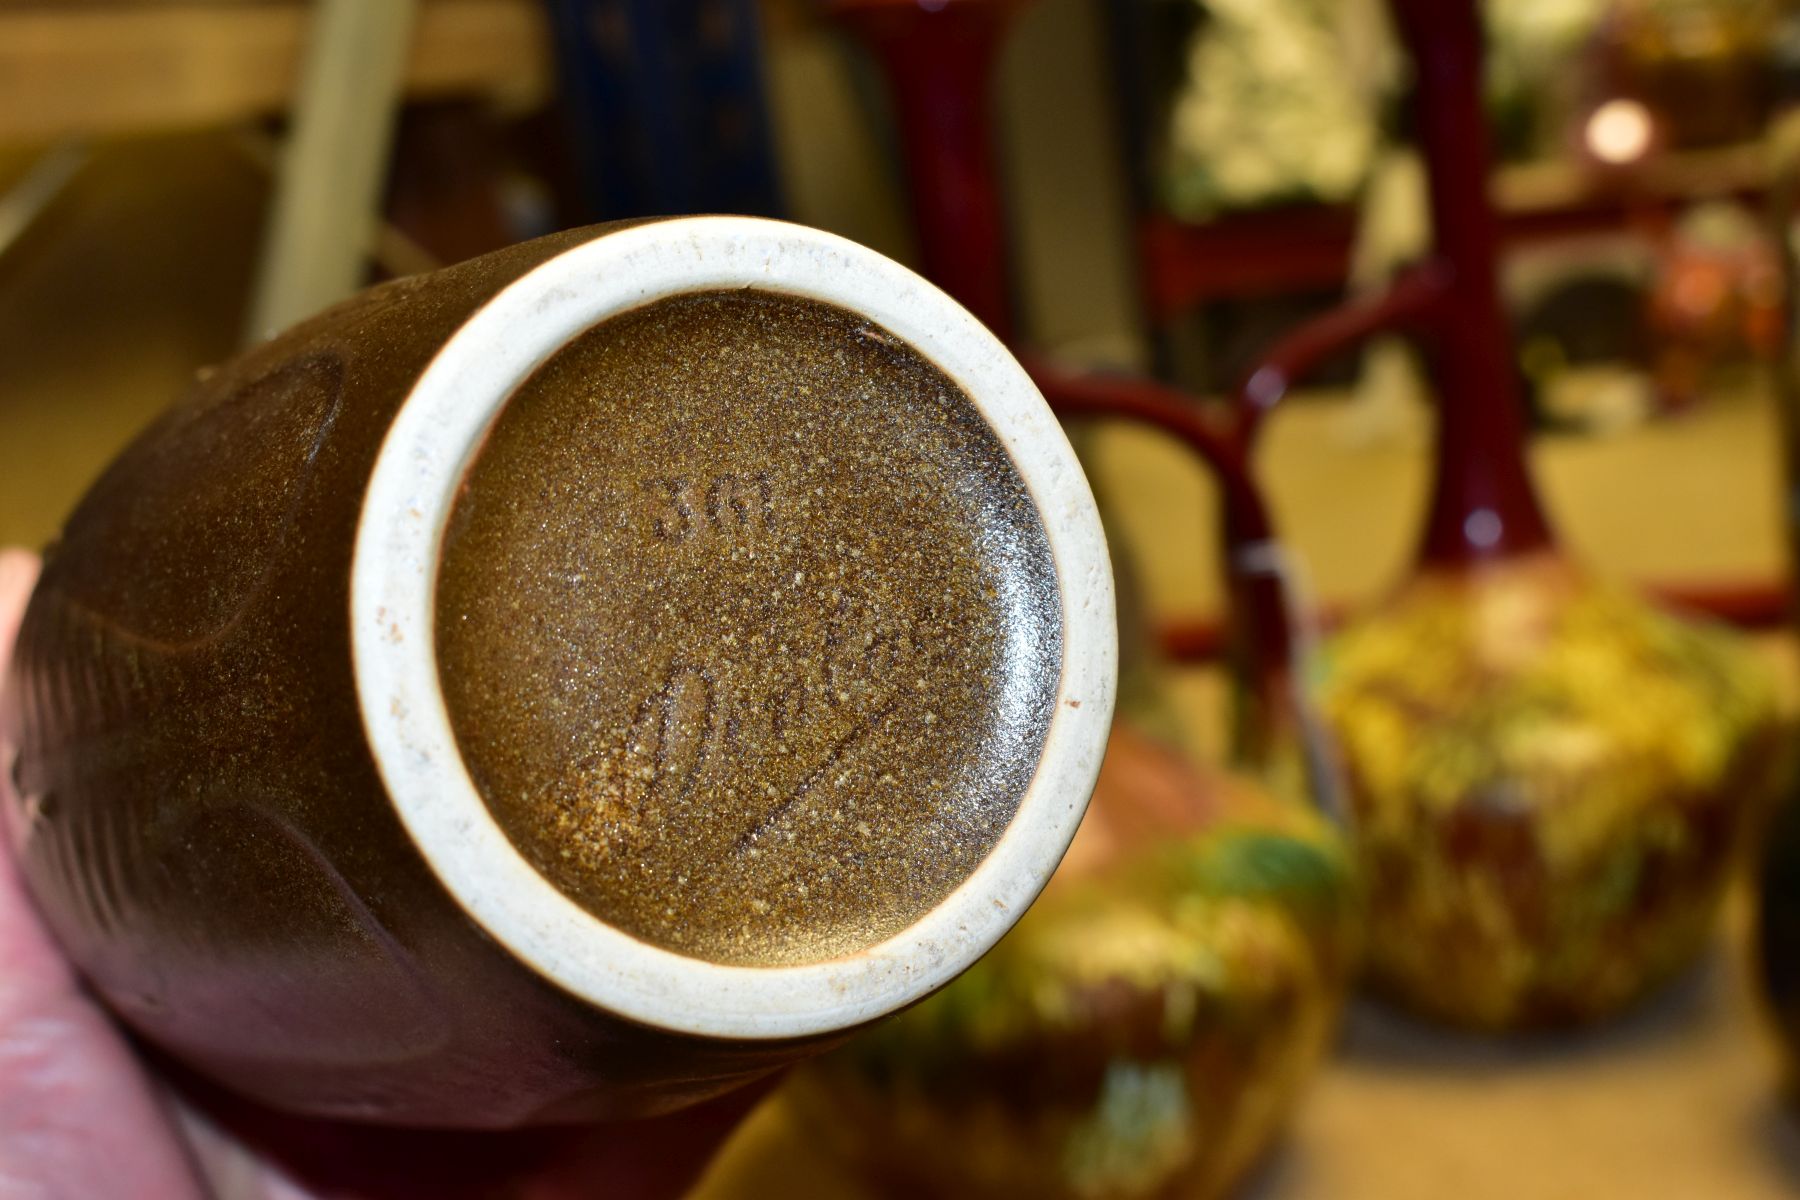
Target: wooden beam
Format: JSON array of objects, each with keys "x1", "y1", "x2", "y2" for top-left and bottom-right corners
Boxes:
[
  {"x1": 247, "y1": 0, "x2": 418, "y2": 340},
  {"x1": 0, "y1": 0, "x2": 550, "y2": 144}
]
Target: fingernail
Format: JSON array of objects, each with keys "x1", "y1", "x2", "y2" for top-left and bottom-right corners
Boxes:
[{"x1": 0, "y1": 550, "x2": 39, "y2": 605}]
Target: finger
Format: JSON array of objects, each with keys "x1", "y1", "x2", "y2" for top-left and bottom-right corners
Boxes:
[
  {"x1": 0, "y1": 550, "x2": 205, "y2": 1200},
  {"x1": 0, "y1": 551, "x2": 33, "y2": 653},
  {"x1": 0, "y1": 552, "x2": 66, "y2": 986},
  {"x1": 2, "y1": 551, "x2": 771, "y2": 1200}
]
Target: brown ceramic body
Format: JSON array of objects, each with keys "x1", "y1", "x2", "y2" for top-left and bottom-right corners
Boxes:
[{"x1": 0, "y1": 221, "x2": 1113, "y2": 1127}]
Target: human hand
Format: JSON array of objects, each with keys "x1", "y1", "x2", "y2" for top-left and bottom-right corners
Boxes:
[{"x1": 0, "y1": 548, "x2": 766, "y2": 1200}]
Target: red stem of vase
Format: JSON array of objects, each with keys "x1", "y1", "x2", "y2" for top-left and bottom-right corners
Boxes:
[
  {"x1": 828, "y1": 0, "x2": 1025, "y2": 341},
  {"x1": 1390, "y1": 0, "x2": 1556, "y2": 567}
]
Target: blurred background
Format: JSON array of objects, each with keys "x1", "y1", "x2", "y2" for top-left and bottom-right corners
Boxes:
[
  {"x1": 3, "y1": 0, "x2": 1795, "y2": 681},
  {"x1": 9, "y1": 0, "x2": 1800, "y2": 1196}
]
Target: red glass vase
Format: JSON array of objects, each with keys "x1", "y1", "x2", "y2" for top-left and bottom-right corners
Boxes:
[{"x1": 1283, "y1": 0, "x2": 1780, "y2": 1029}]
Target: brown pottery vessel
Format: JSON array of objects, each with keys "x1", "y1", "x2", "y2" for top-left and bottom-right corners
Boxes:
[{"x1": 0, "y1": 217, "x2": 1115, "y2": 1127}]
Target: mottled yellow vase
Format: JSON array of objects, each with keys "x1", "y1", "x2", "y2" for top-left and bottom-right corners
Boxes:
[{"x1": 1323, "y1": 554, "x2": 1780, "y2": 1029}]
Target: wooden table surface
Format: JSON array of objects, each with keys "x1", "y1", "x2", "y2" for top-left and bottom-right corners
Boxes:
[{"x1": 0, "y1": 0, "x2": 548, "y2": 145}]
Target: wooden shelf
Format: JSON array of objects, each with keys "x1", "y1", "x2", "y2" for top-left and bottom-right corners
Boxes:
[
  {"x1": 1141, "y1": 142, "x2": 1777, "y2": 321},
  {"x1": 0, "y1": 0, "x2": 550, "y2": 145}
]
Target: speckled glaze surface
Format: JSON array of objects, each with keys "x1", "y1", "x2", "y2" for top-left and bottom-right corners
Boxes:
[
  {"x1": 438, "y1": 290, "x2": 1061, "y2": 967},
  {"x1": 792, "y1": 727, "x2": 1357, "y2": 1200},
  {"x1": 0, "y1": 218, "x2": 1116, "y2": 1126},
  {"x1": 1323, "y1": 554, "x2": 1780, "y2": 1029}
]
